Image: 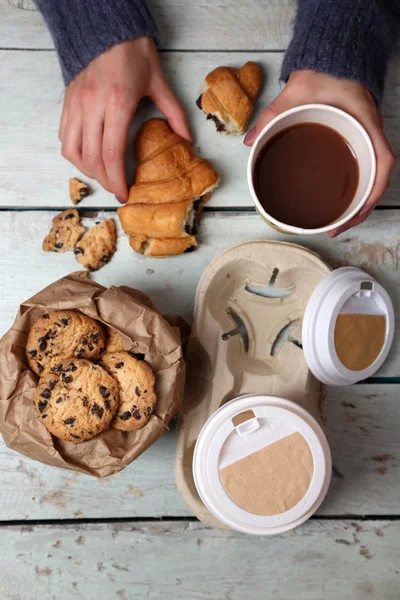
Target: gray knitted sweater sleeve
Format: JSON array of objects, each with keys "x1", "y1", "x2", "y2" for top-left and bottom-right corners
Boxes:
[
  {"x1": 281, "y1": 0, "x2": 400, "y2": 104},
  {"x1": 34, "y1": 0, "x2": 159, "y2": 85}
]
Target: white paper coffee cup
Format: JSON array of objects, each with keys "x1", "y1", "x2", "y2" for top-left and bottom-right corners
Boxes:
[{"x1": 247, "y1": 104, "x2": 376, "y2": 235}]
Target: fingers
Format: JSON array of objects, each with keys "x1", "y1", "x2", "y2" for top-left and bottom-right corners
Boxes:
[
  {"x1": 151, "y1": 70, "x2": 192, "y2": 143},
  {"x1": 358, "y1": 129, "x2": 395, "y2": 216},
  {"x1": 102, "y1": 87, "x2": 139, "y2": 201},
  {"x1": 243, "y1": 95, "x2": 293, "y2": 146},
  {"x1": 60, "y1": 108, "x2": 86, "y2": 175}
]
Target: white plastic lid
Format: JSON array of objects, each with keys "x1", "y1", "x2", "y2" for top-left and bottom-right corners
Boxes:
[
  {"x1": 193, "y1": 394, "x2": 331, "y2": 535},
  {"x1": 303, "y1": 267, "x2": 394, "y2": 386}
]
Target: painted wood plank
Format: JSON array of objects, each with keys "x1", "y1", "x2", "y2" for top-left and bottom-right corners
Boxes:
[
  {"x1": 0, "y1": 210, "x2": 399, "y2": 373},
  {"x1": 1, "y1": 520, "x2": 399, "y2": 600},
  {"x1": 0, "y1": 0, "x2": 295, "y2": 50},
  {"x1": 0, "y1": 385, "x2": 398, "y2": 520},
  {"x1": 1, "y1": 50, "x2": 400, "y2": 209}
]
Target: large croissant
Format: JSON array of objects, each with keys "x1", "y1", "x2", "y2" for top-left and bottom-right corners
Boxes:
[
  {"x1": 118, "y1": 119, "x2": 220, "y2": 258},
  {"x1": 197, "y1": 61, "x2": 263, "y2": 135}
]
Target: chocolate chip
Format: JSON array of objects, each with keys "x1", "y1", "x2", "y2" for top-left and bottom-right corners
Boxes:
[
  {"x1": 49, "y1": 380, "x2": 57, "y2": 391},
  {"x1": 61, "y1": 318, "x2": 70, "y2": 326},
  {"x1": 91, "y1": 333, "x2": 100, "y2": 344},
  {"x1": 88, "y1": 431, "x2": 93, "y2": 435},
  {"x1": 76, "y1": 349, "x2": 85, "y2": 358},
  {"x1": 184, "y1": 245, "x2": 196, "y2": 253},
  {"x1": 55, "y1": 242, "x2": 64, "y2": 249},
  {"x1": 196, "y1": 95, "x2": 203, "y2": 110},
  {"x1": 104, "y1": 399, "x2": 111, "y2": 411},
  {"x1": 81, "y1": 337, "x2": 88, "y2": 346},
  {"x1": 88, "y1": 265, "x2": 96, "y2": 272},
  {"x1": 70, "y1": 362, "x2": 77, "y2": 372},
  {"x1": 115, "y1": 362, "x2": 124, "y2": 369},
  {"x1": 143, "y1": 389, "x2": 148, "y2": 394},
  {"x1": 42, "y1": 414, "x2": 48, "y2": 419},
  {"x1": 135, "y1": 386, "x2": 141, "y2": 397},
  {"x1": 88, "y1": 345, "x2": 94, "y2": 352},
  {"x1": 91, "y1": 403, "x2": 104, "y2": 419},
  {"x1": 51, "y1": 364, "x2": 63, "y2": 373},
  {"x1": 42, "y1": 314, "x2": 50, "y2": 319},
  {"x1": 56, "y1": 396, "x2": 64, "y2": 404},
  {"x1": 55, "y1": 322, "x2": 62, "y2": 328},
  {"x1": 40, "y1": 388, "x2": 51, "y2": 400},
  {"x1": 38, "y1": 400, "x2": 48, "y2": 413},
  {"x1": 82, "y1": 398, "x2": 89, "y2": 407},
  {"x1": 100, "y1": 255, "x2": 110, "y2": 264},
  {"x1": 62, "y1": 374, "x2": 73, "y2": 384},
  {"x1": 39, "y1": 340, "x2": 47, "y2": 352},
  {"x1": 74, "y1": 247, "x2": 83, "y2": 255},
  {"x1": 71, "y1": 434, "x2": 81, "y2": 440},
  {"x1": 146, "y1": 406, "x2": 152, "y2": 416},
  {"x1": 119, "y1": 411, "x2": 131, "y2": 421},
  {"x1": 37, "y1": 363, "x2": 44, "y2": 373},
  {"x1": 28, "y1": 349, "x2": 37, "y2": 358},
  {"x1": 64, "y1": 213, "x2": 75, "y2": 220},
  {"x1": 133, "y1": 409, "x2": 141, "y2": 420},
  {"x1": 99, "y1": 386, "x2": 109, "y2": 398},
  {"x1": 63, "y1": 417, "x2": 76, "y2": 425}
]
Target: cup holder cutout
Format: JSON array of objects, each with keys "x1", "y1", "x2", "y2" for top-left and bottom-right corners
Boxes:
[
  {"x1": 245, "y1": 268, "x2": 293, "y2": 299},
  {"x1": 271, "y1": 319, "x2": 303, "y2": 357},
  {"x1": 222, "y1": 308, "x2": 249, "y2": 353}
]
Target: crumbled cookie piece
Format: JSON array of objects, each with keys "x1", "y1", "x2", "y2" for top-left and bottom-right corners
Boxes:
[
  {"x1": 26, "y1": 309, "x2": 106, "y2": 375},
  {"x1": 100, "y1": 351, "x2": 157, "y2": 431},
  {"x1": 43, "y1": 209, "x2": 86, "y2": 253},
  {"x1": 69, "y1": 178, "x2": 91, "y2": 205},
  {"x1": 33, "y1": 358, "x2": 119, "y2": 443},
  {"x1": 74, "y1": 219, "x2": 116, "y2": 272}
]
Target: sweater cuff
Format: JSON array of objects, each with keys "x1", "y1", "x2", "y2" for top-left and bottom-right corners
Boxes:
[
  {"x1": 35, "y1": 0, "x2": 159, "y2": 86},
  {"x1": 281, "y1": 0, "x2": 399, "y2": 104}
]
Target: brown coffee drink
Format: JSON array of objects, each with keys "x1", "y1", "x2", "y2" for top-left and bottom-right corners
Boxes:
[{"x1": 253, "y1": 123, "x2": 359, "y2": 229}]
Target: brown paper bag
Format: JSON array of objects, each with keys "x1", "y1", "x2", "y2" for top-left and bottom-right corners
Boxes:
[{"x1": 0, "y1": 275, "x2": 185, "y2": 477}]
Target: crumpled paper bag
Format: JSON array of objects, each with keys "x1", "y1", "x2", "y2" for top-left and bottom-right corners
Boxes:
[{"x1": 0, "y1": 274, "x2": 185, "y2": 477}]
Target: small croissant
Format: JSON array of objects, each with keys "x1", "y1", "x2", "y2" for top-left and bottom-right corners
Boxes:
[
  {"x1": 118, "y1": 119, "x2": 220, "y2": 258},
  {"x1": 196, "y1": 61, "x2": 263, "y2": 135}
]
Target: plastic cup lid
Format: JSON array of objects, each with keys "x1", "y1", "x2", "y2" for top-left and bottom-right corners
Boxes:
[
  {"x1": 193, "y1": 395, "x2": 331, "y2": 535},
  {"x1": 303, "y1": 267, "x2": 395, "y2": 385}
]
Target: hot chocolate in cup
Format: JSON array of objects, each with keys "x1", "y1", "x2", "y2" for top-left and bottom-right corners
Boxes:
[{"x1": 247, "y1": 104, "x2": 376, "y2": 235}]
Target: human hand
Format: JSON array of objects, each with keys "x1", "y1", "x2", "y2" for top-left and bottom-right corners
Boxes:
[
  {"x1": 244, "y1": 70, "x2": 395, "y2": 237},
  {"x1": 59, "y1": 37, "x2": 192, "y2": 202}
]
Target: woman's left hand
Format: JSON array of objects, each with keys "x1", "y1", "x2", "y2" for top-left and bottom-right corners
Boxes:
[{"x1": 244, "y1": 70, "x2": 395, "y2": 237}]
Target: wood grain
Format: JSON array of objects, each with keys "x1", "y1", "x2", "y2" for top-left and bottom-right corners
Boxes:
[
  {"x1": 0, "y1": 210, "x2": 399, "y2": 373},
  {"x1": 1, "y1": 50, "x2": 399, "y2": 209},
  {"x1": 0, "y1": 0, "x2": 295, "y2": 49},
  {"x1": 1, "y1": 520, "x2": 399, "y2": 599}
]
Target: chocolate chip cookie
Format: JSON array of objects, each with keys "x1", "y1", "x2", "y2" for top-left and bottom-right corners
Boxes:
[
  {"x1": 74, "y1": 219, "x2": 116, "y2": 271},
  {"x1": 105, "y1": 328, "x2": 124, "y2": 353},
  {"x1": 26, "y1": 310, "x2": 106, "y2": 375},
  {"x1": 100, "y1": 351, "x2": 157, "y2": 431},
  {"x1": 34, "y1": 358, "x2": 119, "y2": 443},
  {"x1": 43, "y1": 209, "x2": 86, "y2": 253},
  {"x1": 69, "y1": 178, "x2": 91, "y2": 205}
]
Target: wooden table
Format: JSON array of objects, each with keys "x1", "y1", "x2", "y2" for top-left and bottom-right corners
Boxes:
[{"x1": 1, "y1": 1, "x2": 400, "y2": 598}]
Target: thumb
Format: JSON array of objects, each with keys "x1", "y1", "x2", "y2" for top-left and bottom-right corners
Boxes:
[
  {"x1": 243, "y1": 96, "x2": 292, "y2": 147},
  {"x1": 151, "y1": 70, "x2": 193, "y2": 143}
]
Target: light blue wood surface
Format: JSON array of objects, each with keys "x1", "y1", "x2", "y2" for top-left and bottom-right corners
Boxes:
[{"x1": 0, "y1": 1, "x2": 399, "y2": 598}]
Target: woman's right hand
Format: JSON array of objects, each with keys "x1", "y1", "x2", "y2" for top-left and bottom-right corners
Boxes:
[{"x1": 59, "y1": 37, "x2": 192, "y2": 203}]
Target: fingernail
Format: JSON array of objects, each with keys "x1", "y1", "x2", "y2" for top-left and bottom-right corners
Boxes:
[
  {"x1": 115, "y1": 195, "x2": 125, "y2": 204},
  {"x1": 330, "y1": 226, "x2": 347, "y2": 238},
  {"x1": 243, "y1": 126, "x2": 257, "y2": 146}
]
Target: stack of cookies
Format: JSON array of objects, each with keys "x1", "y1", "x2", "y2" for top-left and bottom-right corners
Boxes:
[
  {"x1": 27, "y1": 310, "x2": 157, "y2": 444},
  {"x1": 118, "y1": 118, "x2": 220, "y2": 258}
]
